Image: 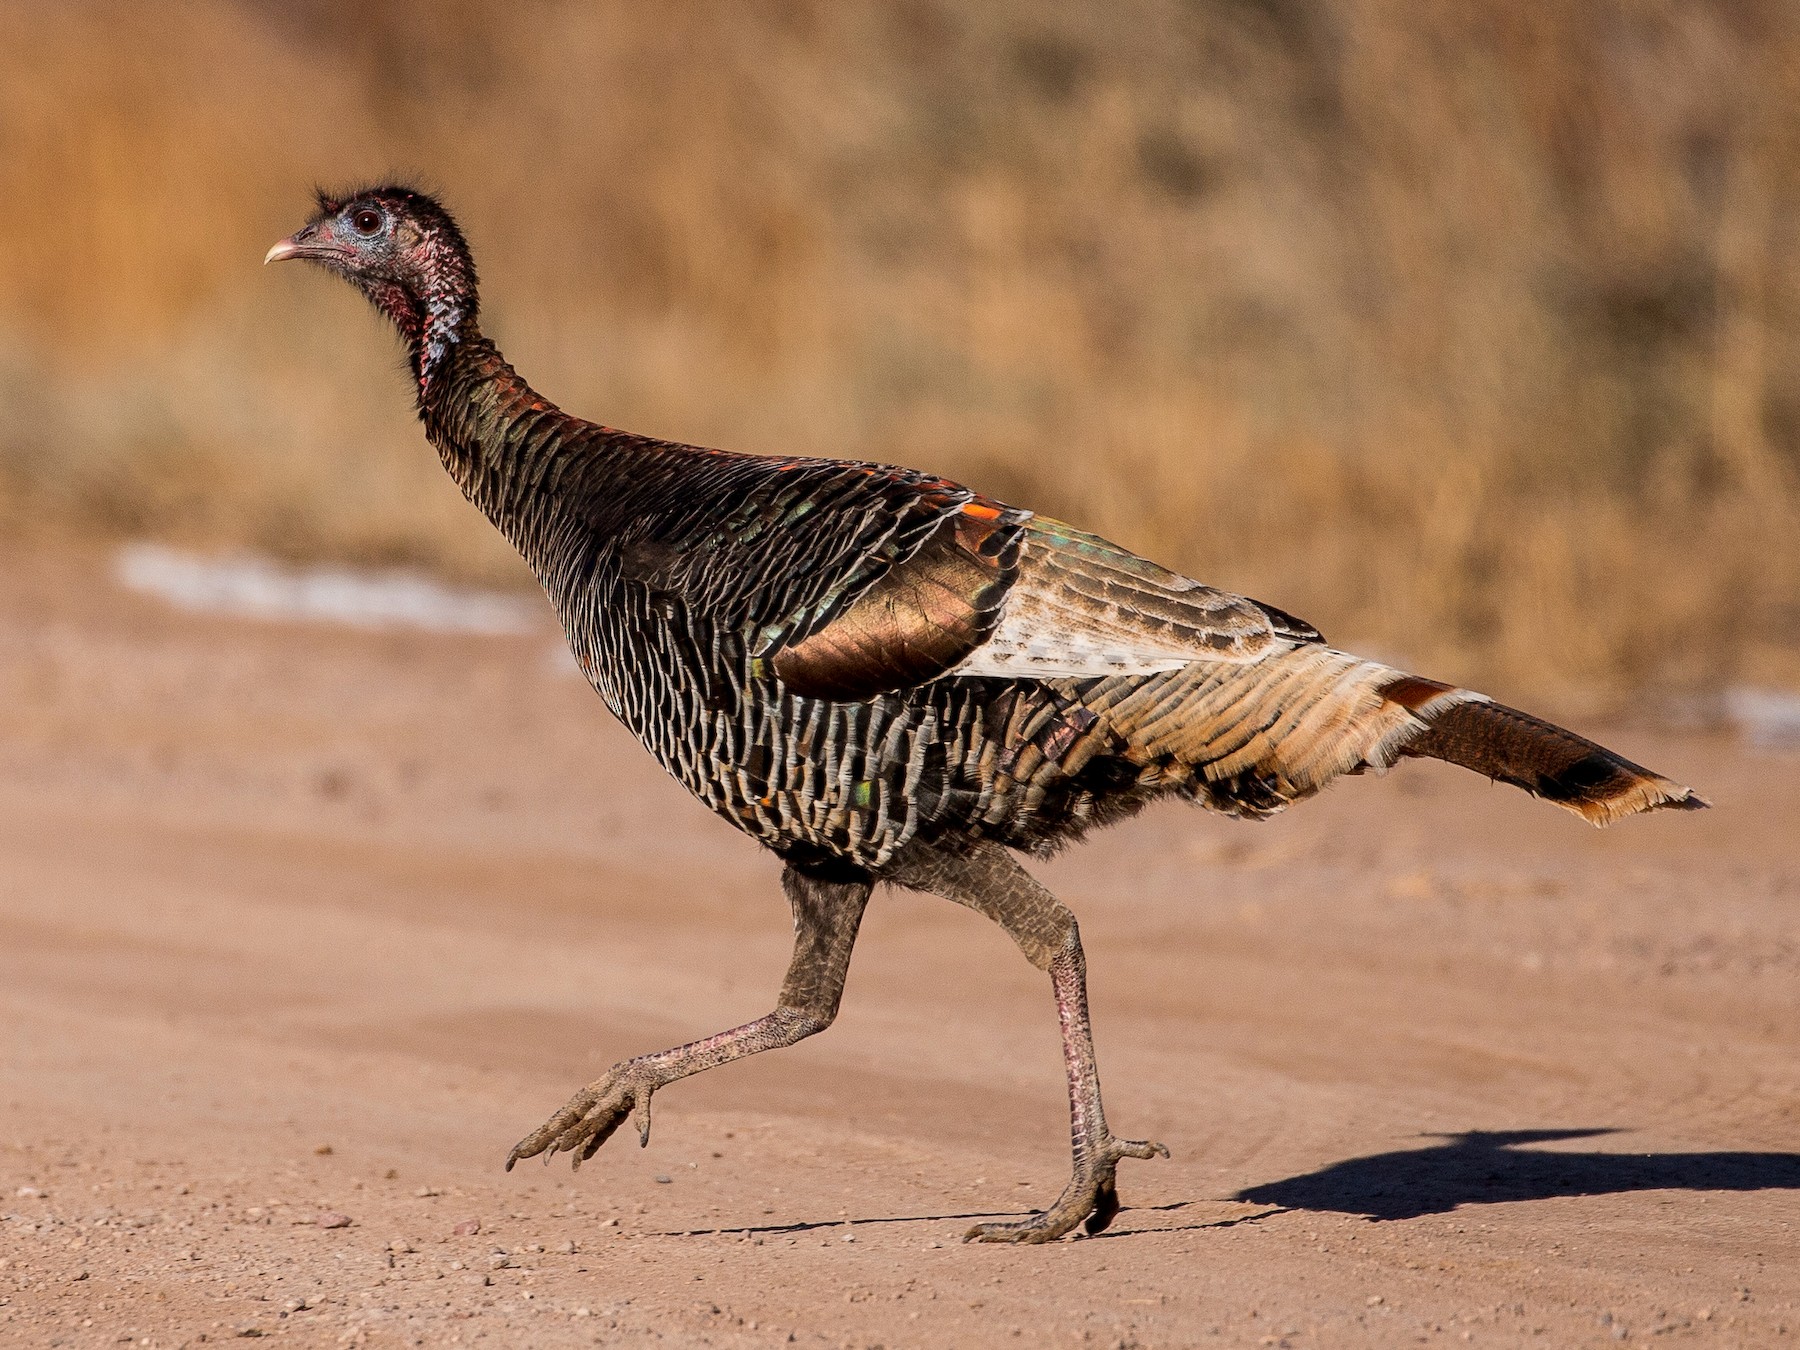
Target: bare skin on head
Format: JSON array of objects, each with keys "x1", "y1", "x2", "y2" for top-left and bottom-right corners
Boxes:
[{"x1": 269, "y1": 187, "x2": 1704, "y2": 1243}]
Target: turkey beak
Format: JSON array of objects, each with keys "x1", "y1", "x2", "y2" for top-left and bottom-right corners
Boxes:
[{"x1": 265, "y1": 223, "x2": 335, "y2": 265}]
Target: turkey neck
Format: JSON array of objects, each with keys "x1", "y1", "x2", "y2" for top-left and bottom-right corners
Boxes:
[{"x1": 413, "y1": 323, "x2": 611, "y2": 592}]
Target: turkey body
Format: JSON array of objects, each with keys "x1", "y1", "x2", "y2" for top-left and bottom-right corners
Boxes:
[{"x1": 429, "y1": 337, "x2": 1695, "y2": 874}]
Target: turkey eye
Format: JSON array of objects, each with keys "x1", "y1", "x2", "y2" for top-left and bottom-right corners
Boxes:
[{"x1": 351, "y1": 209, "x2": 383, "y2": 236}]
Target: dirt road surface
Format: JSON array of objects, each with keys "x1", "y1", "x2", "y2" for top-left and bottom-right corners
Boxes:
[{"x1": 1, "y1": 547, "x2": 1796, "y2": 1347}]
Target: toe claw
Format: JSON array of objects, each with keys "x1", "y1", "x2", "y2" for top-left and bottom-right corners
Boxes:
[
  {"x1": 504, "y1": 1130, "x2": 550, "y2": 1172},
  {"x1": 1118, "y1": 1138, "x2": 1168, "y2": 1162}
]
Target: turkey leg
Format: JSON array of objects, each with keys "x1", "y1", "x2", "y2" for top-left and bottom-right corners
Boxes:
[
  {"x1": 893, "y1": 843, "x2": 1166, "y2": 1243},
  {"x1": 506, "y1": 862, "x2": 870, "y2": 1171}
]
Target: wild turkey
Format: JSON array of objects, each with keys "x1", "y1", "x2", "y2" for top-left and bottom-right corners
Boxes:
[{"x1": 268, "y1": 186, "x2": 1704, "y2": 1243}]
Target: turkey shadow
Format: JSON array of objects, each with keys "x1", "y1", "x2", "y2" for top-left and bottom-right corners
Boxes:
[{"x1": 1235, "y1": 1128, "x2": 1800, "y2": 1222}]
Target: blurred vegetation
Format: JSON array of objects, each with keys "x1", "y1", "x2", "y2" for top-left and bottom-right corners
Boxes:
[{"x1": 2, "y1": 0, "x2": 1798, "y2": 703}]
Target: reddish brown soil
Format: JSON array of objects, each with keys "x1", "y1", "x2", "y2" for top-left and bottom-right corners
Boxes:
[{"x1": 1, "y1": 547, "x2": 1796, "y2": 1348}]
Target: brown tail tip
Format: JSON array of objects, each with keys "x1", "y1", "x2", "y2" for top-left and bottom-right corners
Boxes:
[
  {"x1": 1500, "y1": 734, "x2": 1709, "y2": 827},
  {"x1": 1390, "y1": 687, "x2": 1709, "y2": 827},
  {"x1": 1562, "y1": 772, "x2": 1708, "y2": 827}
]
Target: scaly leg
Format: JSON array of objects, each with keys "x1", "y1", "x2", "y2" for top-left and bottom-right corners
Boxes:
[
  {"x1": 506, "y1": 860, "x2": 870, "y2": 1171},
  {"x1": 892, "y1": 844, "x2": 1166, "y2": 1243}
]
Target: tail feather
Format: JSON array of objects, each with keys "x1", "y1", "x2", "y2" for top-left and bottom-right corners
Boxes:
[
  {"x1": 1077, "y1": 649, "x2": 1707, "y2": 826},
  {"x1": 1390, "y1": 681, "x2": 1708, "y2": 825}
]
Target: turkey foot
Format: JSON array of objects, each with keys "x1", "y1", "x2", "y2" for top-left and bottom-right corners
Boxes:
[
  {"x1": 966, "y1": 1135, "x2": 1168, "y2": 1243},
  {"x1": 506, "y1": 1063, "x2": 657, "y2": 1170}
]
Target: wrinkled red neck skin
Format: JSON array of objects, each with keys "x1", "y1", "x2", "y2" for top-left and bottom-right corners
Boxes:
[
  {"x1": 357, "y1": 233, "x2": 477, "y2": 403},
  {"x1": 363, "y1": 277, "x2": 424, "y2": 350}
]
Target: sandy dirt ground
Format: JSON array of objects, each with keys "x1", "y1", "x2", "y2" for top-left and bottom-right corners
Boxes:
[{"x1": 1, "y1": 545, "x2": 1796, "y2": 1349}]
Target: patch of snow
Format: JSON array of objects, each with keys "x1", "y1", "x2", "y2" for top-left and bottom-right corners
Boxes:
[
  {"x1": 114, "y1": 542, "x2": 539, "y2": 636},
  {"x1": 1722, "y1": 686, "x2": 1800, "y2": 749}
]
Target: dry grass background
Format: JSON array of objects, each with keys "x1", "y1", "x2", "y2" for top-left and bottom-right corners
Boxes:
[{"x1": 2, "y1": 0, "x2": 1798, "y2": 704}]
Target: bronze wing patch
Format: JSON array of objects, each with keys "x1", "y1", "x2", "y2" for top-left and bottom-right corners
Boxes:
[{"x1": 771, "y1": 505, "x2": 1024, "y2": 701}]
